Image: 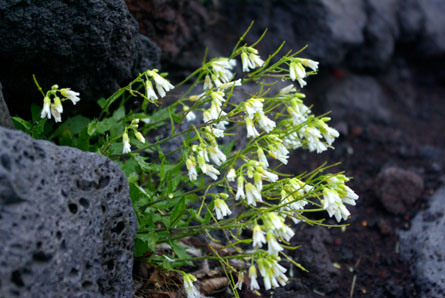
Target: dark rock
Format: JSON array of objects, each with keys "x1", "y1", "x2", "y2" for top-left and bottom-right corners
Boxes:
[
  {"x1": 0, "y1": 127, "x2": 137, "y2": 297},
  {"x1": 126, "y1": 0, "x2": 208, "y2": 64},
  {"x1": 0, "y1": 82, "x2": 13, "y2": 129},
  {"x1": 348, "y1": 0, "x2": 400, "y2": 71},
  {"x1": 376, "y1": 167, "x2": 424, "y2": 214},
  {"x1": 323, "y1": 75, "x2": 391, "y2": 124},
  {"x1": 291, "y1": 227, "x2": 340, "y2": 295},
  {"x1": 213, "y1": 0, "x2": 366, "y2": 66},
  {"x1": 0, "y1": 0, "x2": 161, "y2": 117},
  {"x1": 399, "y1": 0, "x2": 445, "y2": 57},
  {"x1": 399, "y1": 186, "x2": 445, "y2": 297}
]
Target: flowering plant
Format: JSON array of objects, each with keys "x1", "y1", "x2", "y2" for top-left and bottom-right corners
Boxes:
[{"x1": 14, "y1": 24, "x2": 358, "y2": 297}]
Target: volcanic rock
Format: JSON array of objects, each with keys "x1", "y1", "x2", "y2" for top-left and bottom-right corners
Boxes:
[{"x1": 0, "y1": 126, "x2": 137, "y2": 297}]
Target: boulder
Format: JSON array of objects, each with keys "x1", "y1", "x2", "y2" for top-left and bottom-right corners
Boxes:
[
  {"x1": 0, "y1": 0, "x2": 160, "y2": 117},
  {"x1": 375, "y1": 167, "x2": 424, "y2": 214},
  {"x1": 0, "y1": 127, "x2": 137, "y2": 297},
  {"x1": 0, "y1": 82, "x2": 14, "y2": 129},
  {"x1": 399, "y1": 186, "x2": 445, "y2": 297}
]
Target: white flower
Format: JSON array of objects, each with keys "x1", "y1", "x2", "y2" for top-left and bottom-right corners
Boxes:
[
  {"x1": 258, "y1": 256, "x2": 288, "y2": 290},
  {"x1": 185, "y1": 111, "x2": 196, "y2": 122},
  {"x1": 186, "y1": 158, "x2": 198, "y2": 181},
  {"x1": 258, "y1": 168, "x2": 279, "y2": 182},
  {"x1": 208, "y1": 146, "x2": 226, "y2": 166},
  {"x1": 50, "y1": 102, "x2": 62, "y2": 123},
  {"x1": 277, "y1": 84, "x2": 296, "y2": 98},
  {"x1": 277, "y1": 225, "x2": 295, "y2": 242},
  {"x1": 245, "y1": 98, "x2": 264, "y2": 119},
  {"x1": 241, "y1": 52, "x2": 250, "y2": 72},
  {"x1": 210, "y1": 91, "x2": 225, "y2": 107},
  {"x1": 214, "y1": 198, "x2": 232, "y2": 219},
  {"x1": 245, "y1": 117, "x2": 260, "y2": 138},
  {"x1": 303, "y1": 126, "x2": 328, "y2": 153},
  {"x1": 323, "y1": 188, "x2": 350, "y2": 222},
  {"x1": 204, "y1": 74, "x2": 212, "y2": 90},
  {"x1": 227, "y1": 168, "x2": 236, "y2": 182},
  {"x1": 218, "y1": 79, "x2": 242, "y2": 90},
  {"x1": 235, "y1": 272, "x2": 244, "y2": 290},
  {"x1": 145, "y1": 80, "x2": 158, "y2": 101},
  {"x1": 289, "y1": 62, "x2": 307, "y2": 88},
  {"x1": 257, "y1": 148, "x2": 269, "y2": 169},
  {"x1": 40, "y1": 96, "x2": 51, "y2": 119},
  {"x1": 122, "y1": 132, "x2": 131, "y2": 154},
  {"x1": 235, "y1": 176, "x2": 245, "y2": 200},
  {"x1": 201, "y1": 164, "x2": 220, "y2": 180},
  {"x1": 318, "y1": 121, "x2": 339, "y2": 145},
  {"x1": 241, "y1": 47, "x2": 264, "y2": 72},
  {"x1": 252, "y1": 225, "x2": 266, "y2": 248},
  {"x1": 249, "y1": 266, "x2": 260, "y2": 290},
  {"x1": 268, "y1": 142, "x2": 289, "y2": 165},
  {"x1": 210, "y1": 127, "x2": 224, "y2": 138},
  {"x1": 134, "y1": 131, "x2": 145, "y2": 144},
  {"x1": 256, "y1": 112, "x2": 276, "y2": 133},
  {"x1": 266, "y1": 232, "x2": 283, "y2": 255},
  {"x1": 342, "y1": 185, "x2": 359, "y2": 206},
  {"x1": 183, "y1": 273, "x2": 200, "y2": 298},
  {"x1": 300, "y1": 58, "x2": 319, "y2": 71},
  {"x1": 60, "y1": 88, "x2": 80, "y2": 105},
  {"x1": 147, "y1": 69, "x2": 174, "y2": 98},
  {"x1": 245, "y1": 183, "x2": 262, "y2": 206}
]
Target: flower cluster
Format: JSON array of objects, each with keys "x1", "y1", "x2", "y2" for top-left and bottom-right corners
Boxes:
[
  {"x1": 203, "y1": 58, "x2": 237, "y2": 90},
  {"x1": 241, "y1": 46, "x2": 265, "y2": 72},
  {"x1": 40, "y1": 85, "x2": 80, "y2": 122},
  {"x1": 322, "y1": 174, "x2": 359, "y2": 222},
  {"x1": 144, "y1": 69, "x2": 174, "y2": 101},
  {"x1": 182, "y1": 273, "x2": 200, "y2": 298},
  {"x1": 288, "y1": 58, "x2": 319, "y2": 88},
  {"x1": 122, "y1": 119, "x2": 146, "y2": 154}
]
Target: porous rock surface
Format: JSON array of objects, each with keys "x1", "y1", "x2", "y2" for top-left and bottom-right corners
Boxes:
[
  {"x1": 0, "y1": 0, "x2": 160, "y2": 116},
  {"x1": 399, "y1": 186, "x2": 445, "y2": 297},
  {"x1": 0, "y1": 127, "x2": 137, "y2": 297},
  {"x1": 0, "y1": 82, "x2": 14, "y2": 129}
]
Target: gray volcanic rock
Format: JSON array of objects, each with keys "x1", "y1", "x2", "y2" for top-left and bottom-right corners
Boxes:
[
  {"x1": 0, "y1": 127, "x2": 137, "y2": 297},
  {"x1": 323, "y1": 75, "x2": 391, "y2": 124},
  {"x1": 399, "y1": 186, "x2": 445, "y2": 297},
  {"x1": 0, "y1": 0, "x2": 160, "y2": 116},
  {"x1": 0, "y1": 82, "x2": 14, "y2": 129}
]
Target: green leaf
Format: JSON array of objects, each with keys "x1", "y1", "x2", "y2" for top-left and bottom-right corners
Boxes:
[
  {"x1": 112, "y1": 106, "x2": 126, "y2": 121},
  {"x1": 11, "y1": 117, "x2": 31, "y2": 133},
  {"x1": 170, "y1": 241, "x2": 193, "y2": 265},
  {"x1": 97, "y1": 97, "x2": 107, "y2": 109},
  {"x1": 31, "y1": 104, "x2": 43, "y2": 122},
  {"x1": 169, "y1": 197, "x2": 185, "y2": 228},
  {"x1": 134, "y1": 233, "x2": 157, "y2": 257}
]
